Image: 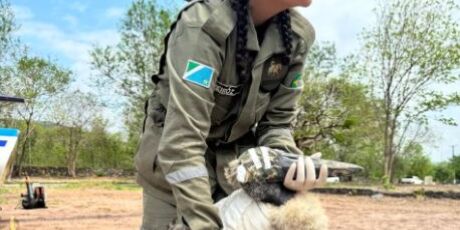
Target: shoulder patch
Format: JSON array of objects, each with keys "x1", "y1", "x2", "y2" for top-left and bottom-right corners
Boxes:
[
  {"x1": 290, "y1": 73, "x2": 304, "y2": 89},
  {"x1": 183, "y1": 60, "x2": 214, "y2": 88}
]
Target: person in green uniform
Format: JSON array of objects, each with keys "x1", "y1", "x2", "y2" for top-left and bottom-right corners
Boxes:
[{"x1": 134, "y1": 0, "x2": 326, "y2": 229}]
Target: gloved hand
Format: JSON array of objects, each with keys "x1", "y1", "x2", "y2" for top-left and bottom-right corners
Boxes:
[
  {"x1": 228, "y1": 147, "x2": 327, "y2": 191},
  {"x1": 225, "y1": 147, "x2": 328, "y2": 206},
  {"x1": 283, "y1": 152, "x2": 328, "y2": 192}
]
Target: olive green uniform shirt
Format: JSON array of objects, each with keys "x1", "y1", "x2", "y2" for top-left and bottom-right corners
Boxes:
[{"x1": 135, "y1": 0, "x2": 315, "y2": 229}]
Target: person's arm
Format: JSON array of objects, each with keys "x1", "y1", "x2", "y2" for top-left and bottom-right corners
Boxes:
[
  {"x1": 256, "y1": 36, "x2": 314, "y2": 155},
  {"x1": 156, "y1": 15, "x2": 223, "y2": 229}
]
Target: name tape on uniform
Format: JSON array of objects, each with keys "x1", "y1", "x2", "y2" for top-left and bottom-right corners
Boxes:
[
  {"x1": 183, "y1": 60, "x2": 214, "y2": 88},
  {"x1": 215, "y1": 81, "x2": 242, "y2": 97}
]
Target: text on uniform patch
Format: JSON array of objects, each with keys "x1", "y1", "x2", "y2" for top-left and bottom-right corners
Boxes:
[{"x1": 215, "y1": 81, "x2": 242, "y2": 96}]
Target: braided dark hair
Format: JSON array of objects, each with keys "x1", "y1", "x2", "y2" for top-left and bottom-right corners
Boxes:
[
  {"x1": 275, "y1": 10, "x2": 294, "y2": 65},
  {"x1": 230, "y1": 0, "x2": 294, "y2": 81},
  {"x1": 230, "y1": 0, "x2": 251, "y2": 83}
]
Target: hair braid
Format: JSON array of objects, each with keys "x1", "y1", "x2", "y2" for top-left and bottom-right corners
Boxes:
[
  {"x1": 231, "y1": 0, "x2": 251, "y2": 83},
  {"x1": 276, "y1": 10, "x2": 294, "y2": 65},
  {"x1": 230, "y1": 1, "x2": 294, "y2": 80}
]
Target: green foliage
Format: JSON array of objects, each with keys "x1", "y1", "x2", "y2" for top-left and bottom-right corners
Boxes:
[
  {"x1": 16, "y1": 118, "x2": 134, "y2": 171},
  {"x1": 27, "y1": 124, "x2": 67, "y2": 166},
  {"x1": 12, "y1": 56, "x2": 71, "y2": 99},
  {"x1": 5, "y1": 55, "x2": 72, "y2": 175},
  {"x1": 295, "y1": 42, "x2": 385, "y2": 181},
  {"x1": 393, "y1": 143, "x2": 433, "y2": 180},
  {"x1": 90, "y1": 0, "x2": 174, "y2": 143},
  {"x1": 0, "y1": 0, "x2": 20, "y2": 123},
  {"x1": 0, "y1": 0, "x2": 136, "y2": 175},
  {"x1": 3, "y1": 0, "x2": 451, "y2": 183},
  {"x1": 78, "y1": 118, "x2": 134, "y2": 170},
  {"x1": 355, "y1": 0, "x2": 460, "y2": 178},
  {"x1": 59, "y1": 179, "x2": 140, "y2": 191},
  {"x1": 428, "y1": 156, "x2": 459, "y2": 184},
  {"x1": 382, "y1": 176, "x2": 395, "y2": 190},
  {"x1": 433, "y1": 162, "x2": 453, "y2": 183},
  {"x1": 450, "y1": 155, "x2": 460, "y2": 181},
  {"x1": 0, "y1": 0, "x2": 16, "y2": 63},
  {"x1": 413, "y1": 188, "x2": 426, "y2": 198}
]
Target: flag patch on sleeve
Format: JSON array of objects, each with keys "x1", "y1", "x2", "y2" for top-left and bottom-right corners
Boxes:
[
  {"x1": 183, "y1": 60, "x2": 214, "y2": 88},
  {"x1": 290, "y1": 72, "x2": 303, "y2": 88}
]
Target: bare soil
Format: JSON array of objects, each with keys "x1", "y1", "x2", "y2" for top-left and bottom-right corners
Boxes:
[
  {"x1": 1, "y1": 178, "x2": 459, "y2": 230},
  {"x1": 320, "y1": 194, "x2": 460, "y2": 230}
]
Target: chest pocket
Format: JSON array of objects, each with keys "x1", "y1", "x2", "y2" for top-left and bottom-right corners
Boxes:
[
  {"x1": 260, "y1": 55, "x2": 289, "y2": 93},
  {"x1": 211, "y1": 85, "x2": 240, "y2": 125}
]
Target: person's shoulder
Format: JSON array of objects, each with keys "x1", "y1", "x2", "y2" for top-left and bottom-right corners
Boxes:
[
  {"x1": 178, "y1": 0, "x2": 235, "y2": 45},
  {"x1": 179, "y1": 0, "x2": 226, "y2": 27},
  {"x1": 289, "y1": 8, "x2": 315, "y2": 50}
]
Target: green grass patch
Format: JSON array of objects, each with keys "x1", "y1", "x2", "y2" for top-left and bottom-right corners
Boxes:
[
  {"x1": 0, "y1": 184, "x2": 22, "y2": 205},
  {"x1": 59, "y1": 179, "x2": 141, "y2": 191},
  {"x1": 0, "y1": 187, "x2": 7, "y2": 204}
]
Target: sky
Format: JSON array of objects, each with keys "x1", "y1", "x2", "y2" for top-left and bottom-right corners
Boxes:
[{"x1": 10, "y1": 0, "x2": 460, "y2": 162}]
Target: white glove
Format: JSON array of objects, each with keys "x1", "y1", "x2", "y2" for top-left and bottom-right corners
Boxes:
[{"x1": 283, "y1": 152, "x2": 328, "y2": 192}]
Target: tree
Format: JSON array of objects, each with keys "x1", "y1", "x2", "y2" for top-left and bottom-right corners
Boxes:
[
  {"x1": 90, "y1": 0, "x2": 173, "y2": 142},
  {"x1": 294, "y1": 42, "x2": 386, "y2": 180},
  {"x1": 0, "y1": 0, "x2": 16, "y2": 63},
  {"x1": 450, "y1": 155, "x2": 460, "y2": 182},
  {"x1": 356, "y1": 0, "x2": 460, "y2": 180},
  {"x1": 50, "y1": 91, "x2": 99, "y2": 177},
  {"x1": 393, "y1": 143, "x2": 433, "y2": 180},
  {"x1": 0, "y1": 0, "x2": 19, "y2": 126},
  {"x1": 8, "y1": 56, "x2": 71, "y2": 176},
  {"x1": 433, "y1": 162, "x2": 453, "y2": 183},
  {"x1": 79, "y1": 117, "x2": 132, "y2": 170}
]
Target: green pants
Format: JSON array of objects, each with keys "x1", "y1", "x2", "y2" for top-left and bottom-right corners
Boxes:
[{"x1": 141, "y1": 185, "x2": 177, "y2": 230}]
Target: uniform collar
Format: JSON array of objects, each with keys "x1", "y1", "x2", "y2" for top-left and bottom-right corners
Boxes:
[
  {"x1": 202, "y1": 0, "x2": 235, "y2": 46},
  {"x1": 202, "y1": 0, "x2": 286, "y2": 54},
  {"x1": 254, "y1": 21, "x2": 285, "y2": 65}
]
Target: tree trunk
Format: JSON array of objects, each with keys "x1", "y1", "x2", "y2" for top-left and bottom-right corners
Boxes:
[
  {"x1": 383, "y1": 106, "x2": 392, "y2": 179},
  {"x1": 67, "y1": 152, "x2": 77, "y2": 177},
  {"x1": 383, "y1": 115, "x2": 398, "y2": 182},
  {"x1": 66, "y1": 127, "x2": 82, "y2": 178},
  {"x1": 14, "y1": 119, "x2": 32, "y2": 176},
  {"x1": 382, "y1": 68, "x2": 400, "y2": 182}
]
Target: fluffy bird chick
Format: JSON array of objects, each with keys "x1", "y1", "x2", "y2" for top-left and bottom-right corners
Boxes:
[
  {"x1": 215, "y1": 188, "x2": 328, "y2": 230},
  {"x1": 225, "y1": 147, "x2": 363, "y2": 206},
  {"x1": 268, "y1": 192, "x2": 328, "y2": 230},
  {"x1": 222, "y1": 148, "x2": 329, "y2": 230},
  {"x1": 225, "y1": 158, "x2": 296, "y2": 205}
]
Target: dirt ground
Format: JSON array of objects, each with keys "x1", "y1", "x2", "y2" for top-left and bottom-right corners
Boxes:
[{"x1": 1, "y1": 178, "x2": 459, "y2": 230}]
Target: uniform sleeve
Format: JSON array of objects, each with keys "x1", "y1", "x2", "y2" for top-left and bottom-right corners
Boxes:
[
  {"x1": 156, "y1": 20, "x2": 223, "y2": 229},
  {"x1": 256, "y1": 39, "x2": 312, "y2": 156}
]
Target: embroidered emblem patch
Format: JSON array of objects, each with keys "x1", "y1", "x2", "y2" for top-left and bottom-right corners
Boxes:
[
  {"x1": 290, "y1": 72, "x2": 303, "y2": 88},
  {"x1": 215, "y1": 81, "x2": 242, "y2": 96},
  {"x1": 268, "y1": 60, "x2": 283, "y2": 78},
  {"x1": 183, "y1": 60, "x2": 214, "y2": 88}
]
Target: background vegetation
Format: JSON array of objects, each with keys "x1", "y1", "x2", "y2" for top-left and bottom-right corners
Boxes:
[{"x1": 0, "y1": 0, "x2": 459, "y2": 184}]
